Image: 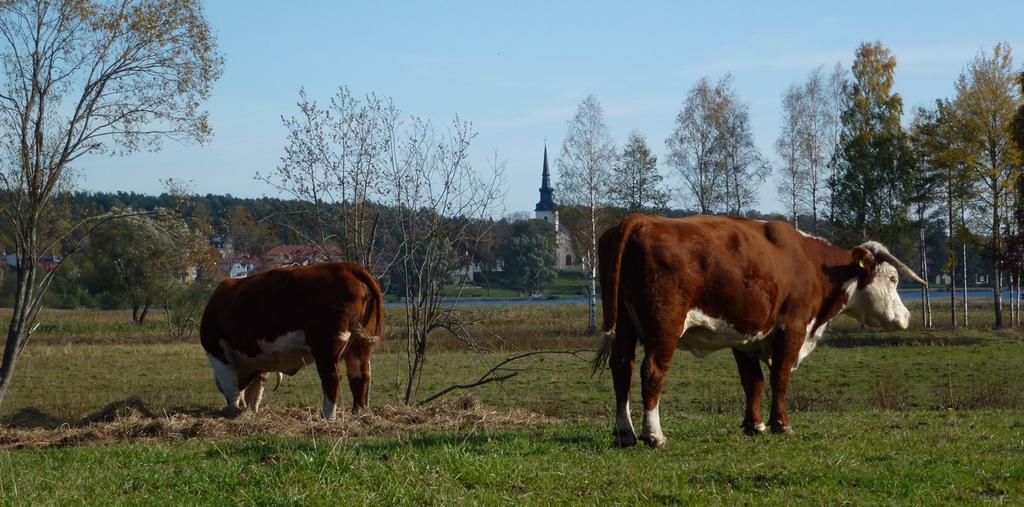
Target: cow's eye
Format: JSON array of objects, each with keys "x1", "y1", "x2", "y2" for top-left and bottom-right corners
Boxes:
[{"x1": 889, "y1": 276, "x2": 897, "y2": 284}]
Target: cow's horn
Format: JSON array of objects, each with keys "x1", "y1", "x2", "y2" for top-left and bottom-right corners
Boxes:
[
  {"x1": 876, "y1": 251, "x2": 927, "y2": 285},
  {"x1": 272, "y1": 372, "x2": 283, "y2": 392}
]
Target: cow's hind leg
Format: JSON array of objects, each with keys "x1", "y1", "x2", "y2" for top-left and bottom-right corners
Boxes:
[
  {"x1": 732, "y1": 349, "x2": 766, "y2": 435},
  {"x1": 610, "y1": 317, "x2": 639, "y2": 448},
  {"x1": 638, "y1": 336, "x2": 679, "y2": 450},
  {"x1": 242, "y1": 372, "x2": 269, "y2": 414},
  {"x1": 344, "y1": 341, "x2": 372, "y2": 415},
  {"x1": 768, "y1": 326, "x2": 804, "y2": 434}
]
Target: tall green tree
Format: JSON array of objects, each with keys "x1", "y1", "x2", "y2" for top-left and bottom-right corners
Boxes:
[
  {"x1": 832, "y1": 41, "x2": 915, "y2": 246},
  {"x1": 914, "y1": 100, "x2": 975, "y2": 327},
  {"x1": 609, "y1": 132, "x2": 668, "y2": 214},
  {"x1": 953, "y1": 43, "x2": 1022, "y2": 328},
  {"x1": 502, "y1": 220, "x2": 556, "y2": 295},
  {"x1": 82, "y1": 214, "x2": 210, "y2": 325}
]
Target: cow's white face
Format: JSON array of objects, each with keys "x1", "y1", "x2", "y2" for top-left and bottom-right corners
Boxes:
[
  {"x1": 207, "y1": 352, "x2": 242, "y2": 410},
  {"x1": 845, "y1": 262, "x2": 911, "y2": 330}
]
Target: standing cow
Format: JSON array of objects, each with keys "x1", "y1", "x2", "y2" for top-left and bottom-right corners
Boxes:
[
  {"x1": 594, "y1": 214, "x2": 925, "y2": 448},
  {"x1": 200, "y1": 262, "x2": 383, "y2": 419}
]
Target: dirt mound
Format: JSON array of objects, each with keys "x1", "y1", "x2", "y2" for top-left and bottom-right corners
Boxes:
[{"x1": 0, "y1": 395, "x2": 555, "y2": 450}]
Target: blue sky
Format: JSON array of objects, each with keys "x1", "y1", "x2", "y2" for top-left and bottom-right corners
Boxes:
[{"x1": 76, "y1": 1, "x2": 1024, "y2": 215}]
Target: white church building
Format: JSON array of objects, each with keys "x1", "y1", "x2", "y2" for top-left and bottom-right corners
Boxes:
[{"x1": 534, "y1": 146, "x2": 581, "y2": 271}]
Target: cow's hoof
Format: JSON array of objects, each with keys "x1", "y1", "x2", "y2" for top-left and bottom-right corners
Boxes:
[
  {"x1": 770, "y1": 423, "x2": 794, "y2": 435},
  {"x1": 222, "y1": 406, "x2": 244, "y2": 418},
  {"x1": 639, "y1": 434, "x2": 668, "y2": 450},
  {"x1": 613, "y1": 430, "x2": 638, "y2": 448},
  {"x1": 742, "y1": 422, "x2": 767, "y2": 436}
]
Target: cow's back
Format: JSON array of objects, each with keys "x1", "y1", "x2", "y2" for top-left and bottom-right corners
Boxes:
[
  {"x1": 200, "y1": 263, "x2": 374, "y2": 361},
  {"x1": 619, "y1": 215, "x2": 818, "y2": 336}
]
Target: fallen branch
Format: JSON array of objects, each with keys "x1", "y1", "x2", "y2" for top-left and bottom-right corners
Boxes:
[{"x1": 418, "y1": 349, "x2": 593, "y2": 406}]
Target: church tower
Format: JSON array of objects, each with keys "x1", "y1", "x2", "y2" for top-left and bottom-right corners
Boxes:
[
  {"x1": 534, "y1": 145, "x2": 557, "y2": 225},
  {"x1": 533, "y1": 145, "x2": 577, "y2": 271}
]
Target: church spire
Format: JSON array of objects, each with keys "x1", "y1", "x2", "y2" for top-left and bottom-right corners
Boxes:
[
  {"x1": 541, "y1": 144, "x2": 551, "y2": 189},
  {"x1": 535, "y1": 144, "x2": 556, "y2": 213}
]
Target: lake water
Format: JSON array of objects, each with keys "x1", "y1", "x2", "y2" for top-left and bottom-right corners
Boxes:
[
  {"x1": 384, "y1": 296, "x2": 589, "y2": 308},
  {"x1": 899, "y1": 288, "x2": 1014, "y2": 301},
  {"x1": 385, "y1": 289, "x2": 1013, "y2": 308}
]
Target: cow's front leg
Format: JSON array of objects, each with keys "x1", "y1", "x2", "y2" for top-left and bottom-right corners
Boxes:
[
  {"x1": 768, "y1": 327, "x2": 803, "y2": 434},
  {"x1": 732, "y1": 349, "x2": 766, "y2": 435},
  {"x1": 242, "y1": 372, "x2": 268, "y2": 414},
  {"x1": 344, "y1": 342, "x2": 372, "y2": 415},
  {"x1": 639, "y1": 344, "x2": 675, "y2": 449}
]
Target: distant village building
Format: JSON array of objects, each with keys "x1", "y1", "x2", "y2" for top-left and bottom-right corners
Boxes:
[
  {"x1": 2, "y1": 252, "x2": 60, "y2": 272},
  {"x1": 534, "y1": 146, "x2": 580, "y2": 271},
  {"x1": 229, "y1": 257, "x2": 259, "y2": 278},
  {"x1": 262, "y1": 244, "x2": 342, "y2": 269}
]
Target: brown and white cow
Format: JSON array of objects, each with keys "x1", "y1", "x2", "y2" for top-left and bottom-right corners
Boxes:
[
  {"x1": 594, "y1": 214, "x2": 925, "y2": 448},
  {"x1": 200, "y1": 262, "x2": 383, "y2": 419}
]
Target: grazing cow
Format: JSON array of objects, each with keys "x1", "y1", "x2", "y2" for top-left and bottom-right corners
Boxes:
[
  {"x1": 200, "y1": 262, "x2": 383, "y2": 419},
  {"x1": 594, "y1": 214, "x2": 925, "y2": 448}
]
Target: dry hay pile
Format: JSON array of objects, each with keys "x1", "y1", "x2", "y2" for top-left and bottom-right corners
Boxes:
[{"x1": 0, "y1": 395, "x2": 555, "y2": 450}]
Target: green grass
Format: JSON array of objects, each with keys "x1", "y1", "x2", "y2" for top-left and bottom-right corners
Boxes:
[
  {"x1": 4, "y1": 413, "x2": 1023, "y2": 504},
  {"x1": 1, "y1": 303, "x2": 1024, "y2": 504}
]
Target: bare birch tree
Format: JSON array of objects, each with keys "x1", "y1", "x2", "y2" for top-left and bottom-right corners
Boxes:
[
  {"x1": 382, "y1": 117, "x2": 504, "y2": 403},
  {"x1": 257, "y1": 87, "x2": 392, "y2": 270},
  {"x1": 800, "y1": 66, "x2": 838, "y2": 233},
  {"x1": 776, "y1": 83, "x2": 807, "y2": 226},
  {"x1": 262, "y1": 88, "x2": 504, "y2": 404},
  {"x1": 718, "y1": 84, "x2": 769, "y2": 215},
  {"x1": 826, "y1": 63, "x2": 850, "y2": 226},
  {"x1": 0, "y1": 0, "x2": 222, "y2": 408},
  {"x1": 556, "y1": 94, "x2": 616, "y2": 334},
  {"x1": 666, "y1": 77, "x2": 727, "y2": 214}
]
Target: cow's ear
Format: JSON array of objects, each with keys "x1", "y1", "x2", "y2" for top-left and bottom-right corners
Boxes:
[{"x1": 852, "y1": 246, "x2": 875, "y2": 272}]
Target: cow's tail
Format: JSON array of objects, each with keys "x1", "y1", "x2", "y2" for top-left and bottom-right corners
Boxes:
[
  {"x1": 592, "y1": 214, "x2": 644, "y2": 375},
  {"x1": 351, "y1": 265, "x2": 384, "y2": 347}
]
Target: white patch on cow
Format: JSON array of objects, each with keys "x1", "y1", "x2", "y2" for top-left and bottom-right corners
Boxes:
[
  {"x1": 794, "y1": 319, "x2": 819, "y2": 370},
  {"x1": 257, "y1": 330, "x2": 308, "y2": 354},
  {"x1": 338, "y1": 330, "x2": 351, "y2": 343},
  {"x1": 640, "y1": 403, "x2": 666, "y2": 448},
  {"x1": 796, "y1": 229, "x2": 829, "y2": 243},
  {"x1": 678, "y1": 308, "x2": 772, "y2": 358},
  {"x1": 845, "y1": 263, "x2": 910, "y2": 330},
  {"x1": 754, "y1": 422, "x2": 767, "y2": 433},
  {"x1": 842, "y1": 278, "x2": 857, "y2": 301},
  {"x1": 322, "y1": 396, "x2": 337, "y2": 420},
  {"x1": 207, "y1": 352, "x2": 241, "y2": 409},
  {"x1": 235, "y1": 330, "x2": 314, "y2": 374},
  {"x1": 615, "y1": 400, "x2": 635, "y2": 438}
]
